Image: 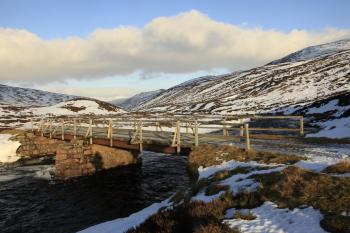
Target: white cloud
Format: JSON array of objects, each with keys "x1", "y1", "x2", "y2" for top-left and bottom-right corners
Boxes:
[{"x1": 1, "y1": 10, "x2": 350, "y2": 83}]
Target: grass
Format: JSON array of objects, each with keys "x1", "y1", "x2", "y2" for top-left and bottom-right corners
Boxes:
[
  {"x1": 323, "y1": 160, "x2": 350, "y2": 174},
  {"x1": 188, "y1": 144, "x2": 306, "y2": 176},
  {"x1": 130, "y1": 145, "x2": 350, "y2": 233},
  {"x1": 250, "y1": 166, "x2": 350, "y2": 233},
  {"x1": 127, "y1": 196, "x2": 240, "y2": 233},
  {"x1": 233, "y1": 211, "x2": 256, "y2": 220}
]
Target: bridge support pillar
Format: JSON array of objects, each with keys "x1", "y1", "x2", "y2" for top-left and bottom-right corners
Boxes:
[{"x1": 55, "y1": 142, "x2": 141, "y2": 180}]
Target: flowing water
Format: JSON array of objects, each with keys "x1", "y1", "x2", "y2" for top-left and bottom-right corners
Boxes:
[{"x1": 0, "y1": 151, "x2": 189, "y2": 233}]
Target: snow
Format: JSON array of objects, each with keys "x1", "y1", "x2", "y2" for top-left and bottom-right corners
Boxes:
[
  {"x1": 223, "y1": 202, "x2": 327, "y2": 233},
  {"x1": 30, "y1": 99, "x2": 125, "y2": 116},
  {"x1": 0, "y1": 134, "x2": 21, "y2": 163},
  {"x1": 220, "y1": 166, "x2": 284, "y2": 195},
  {"x1": 0, "y1": 84, "x2": 76, "y2": 107},
  {"x1": 269, "y1": 38, "x2": 350, "y2": 65},
  {"x1": 192, "y1": 190, "x2": 225, "y2": 203},
  {"x1": 307, "y1": 117, "x2": 350, "y2": 138},
  {"x1": 79, "y1": 198, "x2": 172, "y2": 233},
  {"x1": 198, "y1": 160, "x2": 265, "y2": 179},
  {"x1": 295, "y1": 154, "x2": 348, "y2": 172}
]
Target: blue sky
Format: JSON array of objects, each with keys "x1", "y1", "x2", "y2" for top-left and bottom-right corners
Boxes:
[
  {"x1": 2, "y1": 0, "x2": 350, "y2": 38},
  {"x1": 1, "y1": 0, "x2": 350, "y2": 100}
]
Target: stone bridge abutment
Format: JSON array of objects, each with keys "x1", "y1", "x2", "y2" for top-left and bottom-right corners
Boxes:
[{"x1": 15, "y1": 132, "x2": 141, "y2": 180}]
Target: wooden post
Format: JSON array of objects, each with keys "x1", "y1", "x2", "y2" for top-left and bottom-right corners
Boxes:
[
  {"x1": 245, "y1": 123, "x2": 251, "y2": 151},
  {"x1": 223, "y1": 118, "x2": 228, "y2": 136},
  {"x1": 176, "y1": 120, "x2": 181, "y2": 154},
  {"x1": 139, "y1": 121, "x2": 143, "y2": 152},
  {"x1": 300, "y1": 116, "x2": 304, "y2": 136},
  {"x1": 73, "y1": 118, "x2": 77, "y2": 139},
  {"x1": 30, "y1": 118, "x2": 34, "y2": 132},
  {"x1": 194, "y1": 120, "x2": 199, "y2": 147},
  {"x1": 49, "y1": 119, "x2": 52, "y2": 139},
  {"x1": 41, "y1": 119, "x2": 44, "y2": 137},
  {"x1": 61, "y1": 119, "x2": 64, "y2": 141},
  {"x1": 89, "y1": 118, "x2": 93, "y2": 145},
  {"x1": 109, "y1": 119, "x2": 113, "y2": 147},
  {"x1": 240, "y1": 125, "x2": 244, "y2": 137}
]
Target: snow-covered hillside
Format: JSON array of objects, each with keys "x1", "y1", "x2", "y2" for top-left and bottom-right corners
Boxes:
[
  {"x1": 0, "y1": 84, "x2": 77, "y2": 107},
  {"x1": 268, "y1": 38, "x2": 350, "y2": 65},
  {"x1": 30, "y1": 99, "x2": 126, "y2": 116},
  {"x1": 112, "y1": 90, "x2": 164, "y2": 110},
  {"x1": 0, "y1": 96, "x2": 126, "y2": 128},
  {"x1": 134, "y1": 41, "x2": 350, "y2": 137},
  {"x1": 136, "y1": 50, "x2": 350, "y2": 115}
]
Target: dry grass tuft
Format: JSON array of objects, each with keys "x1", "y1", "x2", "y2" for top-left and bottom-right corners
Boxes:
[
  {"x1": 323, "y1": 160, "x2": 350, "y2": 174},
  {"x1": 251, "y1": 166, "x2": 350, "y2": 212},
  {"x1": 128, "y1": 193, "x2": 241, "y2": 233},
  {"x1": 233, "y1": 210, "x2": 256, "y2": 220},
  {"x1": 320, "y1": 214, "x2": 350, "y2": 233},
  {"x1": 205, "y1": 184, "x2": 230, "y2": 196},
  {"x1": 188, "y1": 145, "x2": 305, "y2": 176}
]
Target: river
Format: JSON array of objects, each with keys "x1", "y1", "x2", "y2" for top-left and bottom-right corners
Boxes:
[{"x1": 0, "y1": 151, "x2": 189, "y2": 233}]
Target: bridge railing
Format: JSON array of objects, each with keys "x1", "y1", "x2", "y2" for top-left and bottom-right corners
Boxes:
[{"x1": 29, "y1": 114, "x2": 304, "y2": 154}]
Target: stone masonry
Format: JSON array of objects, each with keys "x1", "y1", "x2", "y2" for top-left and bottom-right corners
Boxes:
[
  {"x1": 14, "y1": 132, "x2": 141, "y2": 180},
  {"x1": 15, "y1": 132, "x2": 64, "y2": 158},
  {"x1": 55, "y1": 142, "x2": 141, "y2": 180}
]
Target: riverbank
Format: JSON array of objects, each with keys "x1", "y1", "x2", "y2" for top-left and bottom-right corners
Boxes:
[{"x1": 82, "y1": 144, "x2": 350, "y2": 233}]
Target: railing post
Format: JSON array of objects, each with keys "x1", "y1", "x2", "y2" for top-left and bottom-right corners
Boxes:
[
  {"x1": 73, "y1": 118, "x2": 77, "y2": 139},
  {"x1": 245, "y1": 123, "x2": 251, "y2": 151},
  {"x1": 61, "y1": 118, "x2": 65, "y2": 141},
  {"x1": 41, "y1": 119, "x2": 44, "y2": 137},
  {"x1": 89, "y1": 118, "x2": 93, "y2": 145},
  {"x1": 109, "y1": 119, "x2": 113, "y2": 147},
  {"x1": 300, "y1": 116, "x2": 304, "y2": 136},
  {"x1": 49, "y1": 119, "x2": 52, "y2": 139},
  {"x1": 194, "y1": 120, "x2": 199, "y2": 147},
  {"x1": 176, "y1": 120, "x2": 181, "y2": 154},
  {"x1": 139, "y1": 121, "x2": 143, "y2": 152},
  {"x1": 240, "y1": 125, "x2": 244, "y2": 137},
  {"x1": 30, "y1": 118, "x2": 34, "y2": 132},
  {"x1": 223, "y1": 118, "x2": 228, "y2": 136}
]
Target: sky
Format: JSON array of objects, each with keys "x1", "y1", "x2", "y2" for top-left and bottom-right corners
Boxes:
[{"x1": 1, "y1": 0, "x2": 350, "y2": 101}]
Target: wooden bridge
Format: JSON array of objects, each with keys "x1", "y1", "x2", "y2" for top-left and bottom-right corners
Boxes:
[{"x1": 30, "y1": 114, "x2": 304, "y2": 155}]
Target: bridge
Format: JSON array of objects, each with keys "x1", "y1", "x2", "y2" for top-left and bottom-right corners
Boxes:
[{"x1": 30, "y1": 114, "x2": 304, "y2": 155}]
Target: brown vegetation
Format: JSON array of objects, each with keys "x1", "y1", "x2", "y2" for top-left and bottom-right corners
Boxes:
[
  {"x1": 130, "y1": 145, "x2": 350, "y2": 233},
  {"x1": 233, "y1": 211, "x2": 256, "y2": 220},
  {"x1": 251, "y1": 166, "x2": 350, "y2": 233},
  {"x1": 323, "y1": 160, "x2": 350, "y2": 174},
  {"x1": 127, "y1": 197, "x2": 240, "y2": 233},
  {"x1": 188, "y1": 144, "x2": 305, "y2": 175}
]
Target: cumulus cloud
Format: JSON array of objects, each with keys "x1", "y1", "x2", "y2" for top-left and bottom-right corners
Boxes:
[{"x1": 1, "y1": 10, "x2": 350, "y2": 83}]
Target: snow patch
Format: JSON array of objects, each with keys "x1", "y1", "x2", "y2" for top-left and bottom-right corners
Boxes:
[
  {"x1": 0, "y1": 134, "x2": 21, "y2": 163},
  {"x1": 224, "y1": 202, "x2": 327, "y2": 233},
  {"x1": 79, "y1": 198, "x2": 171, "y2": 233}
]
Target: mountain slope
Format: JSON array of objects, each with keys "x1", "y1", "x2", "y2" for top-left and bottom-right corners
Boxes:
[
  {"x1": 112, "y1": 90, "x2": 164, "y2": 110},
  {"x1": 134, "y1": 46, "x2": 350, "y2": 137},
  {"x1": 268, "y1": 38, "x2": 350, "y2": 65},
  {"x1": 0, "y1": 84, "x2": 77, "y2": 107},
  {"x1": 29, "y1": 99, "x2": 126, "y2": 116},
  {"x1": 136, "y1": 49, "x2": 350, "y2": 115}
]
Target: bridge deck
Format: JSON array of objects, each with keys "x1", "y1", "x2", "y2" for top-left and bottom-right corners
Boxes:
[
  {"x1": 33, "y1": 114, "x2": 304, "y2": 155},
  {"x1": 40, "y1": 126, "x2": 241, "y2": 155}
]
